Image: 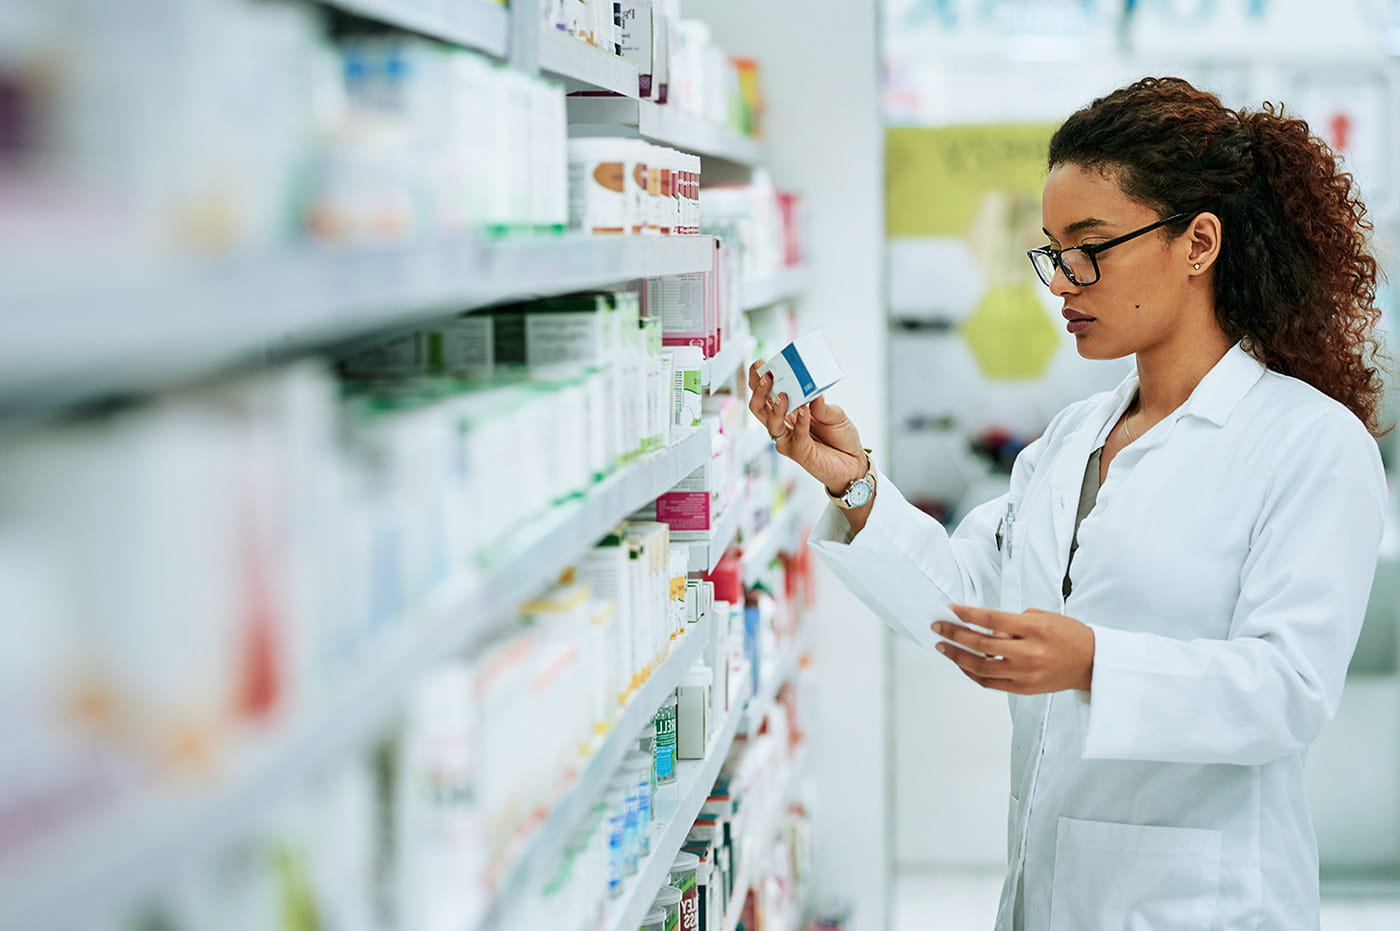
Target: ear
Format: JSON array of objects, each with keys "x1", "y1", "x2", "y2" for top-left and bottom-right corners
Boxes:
[{"x1": 1183, "y1": 212, "x2": 1222, "y2": 276}]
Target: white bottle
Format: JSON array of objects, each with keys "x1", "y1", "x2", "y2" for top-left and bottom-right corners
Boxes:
[{"x1": 676, "y1": 660, "x2": 713, "y2": 760}]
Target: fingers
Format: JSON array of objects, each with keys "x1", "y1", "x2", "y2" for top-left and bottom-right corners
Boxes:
[
  {"x1": 810, "y1": 395, "x2": 844, "y2": 424},
  {"x1": 932, "y1": 622, "x2": 1014, "y2": 657},
  {"x1": 747, "y1": 360, "x2": 766, "y2": 395},
  {"x1": 948, "y1": 603, "x2": 1031, "y2": 638},
  {"x1": 747, "y1": 362, "x2": 787, "y2": 438},
  {"x1": 774, "y1": 406, "x2": 809, "y2": 455},
  {"x1": 935, "y1": 640, "x2": 1014, "y2": 680}
]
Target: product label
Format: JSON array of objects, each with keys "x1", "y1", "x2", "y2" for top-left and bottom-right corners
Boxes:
[
  {"x1": 657, "y1": 491, "x2": 711, "y2": 532},
  {"x1": 653, "y1": 703, "x2": 677, "y2": 783},
  {"x1": 672, "y1": 367, "x2": 702, "y2": 427},
  {"x1": 593, "y1": 161, "x2": 626, "y2": 193},
  {"x1": 677, "y1": 883, "x2": 699, "y2": 931},
  {"x1": 650, "y1": 274, "x2": 706, "y2": 336}
]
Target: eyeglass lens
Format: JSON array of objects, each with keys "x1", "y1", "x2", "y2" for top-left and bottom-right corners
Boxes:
[{"x1": 1031, "y1": 249, "x2": 1098, "y2": 286}]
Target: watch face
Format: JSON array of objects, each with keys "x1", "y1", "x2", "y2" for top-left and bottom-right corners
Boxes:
[{"x1": 845, "y1": 477, "x2": 873, "y2": 508}]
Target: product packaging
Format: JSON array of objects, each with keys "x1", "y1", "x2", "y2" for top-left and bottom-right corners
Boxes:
[
  {"x1": 676, "y1": 661, "x2": 712, "y2": 760},
  {"x1": 757, "y1": 330, "x2": 843, "y2": 410}
]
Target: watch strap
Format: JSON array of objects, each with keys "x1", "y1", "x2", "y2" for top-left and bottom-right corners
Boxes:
[{"x1": 828, "y1": 448, "x2": 876, "y2": 510}]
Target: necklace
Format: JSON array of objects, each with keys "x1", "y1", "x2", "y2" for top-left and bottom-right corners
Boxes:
[{"x1": 1122, "y1": 402, "x2": 1139, "y2": 442}]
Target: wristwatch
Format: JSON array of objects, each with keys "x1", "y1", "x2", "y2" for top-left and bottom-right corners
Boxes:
[{"x1": 828, "y1": 448, "x2": 876, "y2": 510}]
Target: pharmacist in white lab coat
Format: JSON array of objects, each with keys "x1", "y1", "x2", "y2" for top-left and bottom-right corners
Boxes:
[{"x1": 750, "y1": 77, "x2": 1389, "y2": 929}]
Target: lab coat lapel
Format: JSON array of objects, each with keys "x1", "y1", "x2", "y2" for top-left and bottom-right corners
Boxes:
[{"x1": 1045, "y1": 388, "x2": 1133, "y2": 600}]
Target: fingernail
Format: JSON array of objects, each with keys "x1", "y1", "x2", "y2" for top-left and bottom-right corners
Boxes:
[
  {"x1": 932, "y1": 623, "x2": 944, "y2": 635},
  {"x1": 936, "y1": 644, "x2": 946, "y2": 654}
]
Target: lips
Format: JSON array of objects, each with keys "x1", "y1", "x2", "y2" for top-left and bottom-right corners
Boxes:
[{"x1": 1061, "y1": 308, "x2": 1095, "y2": 322}]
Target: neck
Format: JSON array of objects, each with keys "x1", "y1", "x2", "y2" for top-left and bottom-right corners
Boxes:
[{"x1": 1133, "y1": 321, "x2": 1234, "y2": 420}]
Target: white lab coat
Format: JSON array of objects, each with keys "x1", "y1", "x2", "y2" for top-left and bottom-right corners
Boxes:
[{"x1": 809, "y1": 344, "x2": 1386, "y2": 930}]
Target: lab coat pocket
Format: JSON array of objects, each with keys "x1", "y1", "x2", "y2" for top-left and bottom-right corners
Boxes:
[{"x1": 1048, "y1": 817, "x2": 1221, "y2": 931}]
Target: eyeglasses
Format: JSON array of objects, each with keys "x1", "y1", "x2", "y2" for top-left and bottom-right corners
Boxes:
[{"x1": 1027, "y1": 212, "x2": 1191, "y2": 287}]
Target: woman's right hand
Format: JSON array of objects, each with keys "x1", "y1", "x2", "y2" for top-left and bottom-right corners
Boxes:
[{"x1": 747, "y1": 360, "x2": 869, "y2": 496}]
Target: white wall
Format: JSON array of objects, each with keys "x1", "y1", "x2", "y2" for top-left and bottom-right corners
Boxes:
[{"x1": 683, "y1": 1, "x2": 890, "y2": 927}]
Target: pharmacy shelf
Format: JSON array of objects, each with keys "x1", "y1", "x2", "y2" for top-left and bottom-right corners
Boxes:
[
  {"x1": 742, "y1": 266, "x2": 809, "y2": 312},
  {"x1": 0, "y1": 427, "x2": 710, "y2": 931},
  {"x1": 741, "y1": 424, "x2": 774, "y2": 466},
  {"x1": 485, "y1": 607, "x2": 715, "y2": 925},
  {"x1": 740, "y1": 632, "x2": 807, "y2": 739},
  {"x1": 703, "y1": 339, "x2": 745, "y2": 393},
  {"x1": 322, "y1": 0, "x2": 509, "y2": 57},
  {"x1": 567, "y1": 98, "x2": 766, "y2": 168},
  {"x1": 740, "y1": 504, "x2": 803, "y2": 584},
  {"x1": 605, "y1": 685, "x2": 751, "y2": 931},
  {"x1": 0, "y1": 235, "x2": 716, "y2": 415},
  {"x1": 541, "y1": 28, "x2": 639, "y2": 96},
  {"x1": 688, "y1": 497, "x2": 742, "y2": 574},
  {"x1": 719, "y1": 746, "x2": 808, "y2": 931}
]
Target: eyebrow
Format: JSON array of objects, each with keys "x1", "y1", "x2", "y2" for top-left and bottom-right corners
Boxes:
[{"x1": 1042, "y1": 217, "x2": 1114, "y2": 240}]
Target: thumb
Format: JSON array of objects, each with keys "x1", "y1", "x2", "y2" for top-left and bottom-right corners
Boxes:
[{"x1": 810, "y1": 395, "x2": 846, "y2": 424}]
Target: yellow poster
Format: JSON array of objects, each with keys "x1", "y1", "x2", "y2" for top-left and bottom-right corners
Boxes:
[{"x1": 886, "y1": 124, "x2": 1061, "y2": 380}]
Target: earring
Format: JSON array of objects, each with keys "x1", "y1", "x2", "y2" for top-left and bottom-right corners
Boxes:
[{"x1": 1193, "y1": 263, "x2": 1201, "y2": 270}]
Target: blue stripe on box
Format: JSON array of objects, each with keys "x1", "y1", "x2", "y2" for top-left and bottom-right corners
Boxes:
[{"x1": 781, "y1": 343, "x2": 817, "y2": 398}]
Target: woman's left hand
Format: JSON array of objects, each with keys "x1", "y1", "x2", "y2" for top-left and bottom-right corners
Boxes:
[{"x1": 932, "y1": 605, "x2": 1096, "y2": 694}]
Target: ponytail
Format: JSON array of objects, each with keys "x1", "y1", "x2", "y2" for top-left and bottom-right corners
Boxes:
[{"x1": 1048, "y1": 77, "x2": 1388, "y2": 435}]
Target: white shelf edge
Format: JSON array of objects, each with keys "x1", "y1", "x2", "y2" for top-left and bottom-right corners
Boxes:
[
  {"x1": 322, "y1": 0, "x2": 510, "y2": 57},
  {"x1": 540, "y1": 28, "x2": 640, "y2": 97},
  {"x1": 606, "y1": 684, "x2": 751, "y2": 931},
  {"x1": 719, "y1": 746, "x2": 808, "y2": 931},
  {"x1": 0, "y1": 236, "x2": 717, "y2": 413},
  {"x1": 741, "y1": 266, "x2": 809, "y2": 312},
  {"x1": 688, "y1": 498, "x2": 741, "y2": 574},
  {"x1": 703, "y1": 340, "x2": 744, "y2": 394},
  {"x1": 486, "y1": 607, "x2": 715, "y2": 916},
  {"x1": 0, "y1": 428, "x2": 711, "y2": 931},
  {"x1": 567, "y1": 98, "x2": 765, "y2": 168}
]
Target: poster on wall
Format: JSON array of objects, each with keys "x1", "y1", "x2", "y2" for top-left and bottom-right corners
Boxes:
[
  {"x1": 885, "y1": 122, "x2": 1131, "y2": 506},
  {"x1": 886, "y1": 123, "x2": 1061, "y2": 381}
]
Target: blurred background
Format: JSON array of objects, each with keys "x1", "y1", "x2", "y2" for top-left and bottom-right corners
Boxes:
[{"x1": 3, "y1": 0, "x2": 1400, "y2": 929}]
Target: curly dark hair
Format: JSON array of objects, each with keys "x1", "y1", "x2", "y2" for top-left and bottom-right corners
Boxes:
[{"x1": 1048, "y1": 76, "x2": 1388, "y2": 436}]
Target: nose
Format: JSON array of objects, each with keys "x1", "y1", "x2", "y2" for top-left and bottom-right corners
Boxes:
[{"x1": 1050, "y1": 261, "x2": 1081, "y2": 299}]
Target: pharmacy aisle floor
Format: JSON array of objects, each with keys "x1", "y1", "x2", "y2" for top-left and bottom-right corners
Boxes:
[{"x1": 894, "y1": 870, "x2": 1400, "y2": 929}]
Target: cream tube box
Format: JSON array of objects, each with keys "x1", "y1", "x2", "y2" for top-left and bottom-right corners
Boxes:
[{"x1": 757, "y1": 330, "x2": 843, "y2": 409}]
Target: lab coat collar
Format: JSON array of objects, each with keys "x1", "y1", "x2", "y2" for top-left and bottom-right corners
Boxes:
[{"x1": 1111, "y1": 342, "x2": 1265, "y2": 429}]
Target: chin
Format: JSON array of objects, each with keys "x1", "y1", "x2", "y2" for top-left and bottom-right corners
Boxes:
[{"x1": 1072, "y1": 335, "x2": 1133, "y2": 362}]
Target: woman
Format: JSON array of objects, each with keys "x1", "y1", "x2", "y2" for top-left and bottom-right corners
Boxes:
[{"x1": 748, "y1": 77, "x2": 1388, "y2": 929}]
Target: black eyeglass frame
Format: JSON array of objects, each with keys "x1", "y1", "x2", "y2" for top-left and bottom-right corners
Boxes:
[{"x1": 1027, "y1": 211, "x2": 1192, "y2": 287}]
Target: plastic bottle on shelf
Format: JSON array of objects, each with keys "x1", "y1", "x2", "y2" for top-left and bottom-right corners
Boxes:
[{"x1": 653, "y1": 690, "x2": 679, "y2": 784}]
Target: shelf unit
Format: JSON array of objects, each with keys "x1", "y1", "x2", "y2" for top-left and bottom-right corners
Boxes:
[
  {"x1": 742, "y1": 632, "x2": 808, "y2": 739},
  {"x1": 688, "y1": 497, "x2": 742, "y2": 574},
  {"x1": 1, "y1": 235, "x2": 716, "y2": 414},
  {"x1": 487, "y1": 609, "x2": 716, "y2": 922},
  {"x1": 567, "y1": 97, "x2": 766, "y2": 168},
  {"x1": 605, "y1": 683, "x2": 751, "y2": 931},
  {"x1": 322, "y1": 0, "x2": 510, "y2": 56},
  {"x1": 741, "y1": 504, "x2": 804, "y2": 584},
  {"x1": 742, "y1": 266, "x2": 809, "y2": 312},
  {"x1": 703, "y1": 338, "x2": 745, "y2": 394},
  {"x1": 0, "y1": 428, "x2": 710, "y2": 931},
  {"x1": 540, "y1": 28, "x2": 639, "y2": 96},
  {"x1": 741, "y1": 424, "x2": 774, "y2": 467},
  {"x1": 719, "y1": 745, "x2": 808, "y2": 931}
]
